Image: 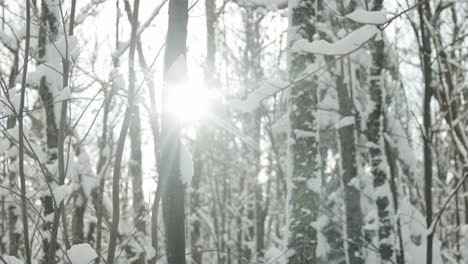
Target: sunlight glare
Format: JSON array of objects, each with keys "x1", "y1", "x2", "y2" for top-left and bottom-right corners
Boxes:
[{"x1": 166, "y1": 80, "x2": 212, "y2": 123}]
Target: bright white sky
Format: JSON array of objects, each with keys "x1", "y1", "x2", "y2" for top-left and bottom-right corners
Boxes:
[
  {"x1": 72, "y1": 0, "x2": 212, "y2": 200},
  {"x1": 0, "y1": 0, "x2": 428, "y2": 201},
  {"x1": 73, "y1": 0, "x2": 425, "y2": 200}
]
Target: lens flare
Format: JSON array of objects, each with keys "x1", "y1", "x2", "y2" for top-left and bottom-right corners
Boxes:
[{"x1": 165, "y1": 80, "x2": 212, "y2": 123}]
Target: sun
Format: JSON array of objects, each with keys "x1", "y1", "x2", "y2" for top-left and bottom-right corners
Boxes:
[{"x1": 165, "y1": 80, "x2": 212, "y2": 123}]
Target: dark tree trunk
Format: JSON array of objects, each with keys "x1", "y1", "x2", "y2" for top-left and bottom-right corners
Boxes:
[
  {"x1": 336, "y1": 63, "x2": 364, "y2": 264},
  {"x1": 93, "y1": 82, "x2": 113, "y2": 264},
  {"x1": 383, "y1": 132, "x2": 405, "y2": 264},
  {"x1": 72, "y1": 189, "x2": 87, "y2": 245},
  {"x1": 236, "y1": 177, "x2": 244, "y2": 264},
  {"x1": 417, "y1": 1, "x2": 434, "y2": 264},
  {"x1": 160, "y1": 0, "x2": 189, "y2": 263}
]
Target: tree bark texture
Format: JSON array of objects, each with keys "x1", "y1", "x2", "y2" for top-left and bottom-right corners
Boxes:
[
  {"x1": 287, "y1": 1, "x2": 321, "y2": 263},
  {"x1": 160, "y1": 0, "x2": 189, "y2": 263}
]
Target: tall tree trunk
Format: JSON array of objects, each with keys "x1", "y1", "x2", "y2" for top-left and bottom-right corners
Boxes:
[
  {"x1": 48, "y1": 0, "x2": 77, "y2": 257},
  {"x1": 241, "y1": 7, "x2": 264, "y2": 262},
  {"x1": 7, "y1": 45, "x2": 20, "y2": 258},
  {"x1": 65, "y1": 0, "x2": 87, "y2": 248},
  {"x1": 94, "y1": 2, "x2": 118, "y2": 261},
  {"x1": 71, "y1": 143, "x2": 92, "y2": 247},
  {"x1": 107, "y1": 0, "x2": 140, "y2": 262},
  {"x1": 383, "y1": 129, "x2": 405, "y2": 264},
  {"x1": 160, "y1": 0, "x2": 189, "y2": 263},
  {"x1": 318, "y1": 127, "x2": 345, "y2": 263},
  {"x1": 94, "y1": 81, "x2": 113, "y2": 263},
  {"x1": 188, "y1": 0, "x2": 217, "y2": 262},
  {"x1": 464, "y1": 180, "x2": 468, "y2": 225},
  {"x1": 71, "y1": 147, "x2": 92, "y2": 247},
  {"x1": 255, "y1": 187, "x2": 266, "y2": 262},
  {"x1": 36, "y1": 1, "x2": 60, "y2": 262},
  {"x1": 137, "y1": 40, "x2": 162, "y2": 264},
  {"x1": 336, "y1": 61, "x2": 364, "y2": 264},
  {"x1": 418, "y1": 1, "x2": 434, "y2": 264},
  {"x1": 236, "y1": 177, "x2": 244, "y2": 264},
  {"x1": 205, "y1": 0, "x2": 216, "y2": 79},
  {"x1": 18, "y1": 0, "x2": 32, "y2": 262},
  {"x1": 190, "y1": 139, "x2": 204, "y2": 264},
  {"x1": 287, "y1": 1, "x2": 321, "y2": 263},
  {"x1": 366, "y1": 0, "x2": 396, "y2": 262},
  {"x1": 129, "y1": 85, "x2": 145, "y2": 264}
]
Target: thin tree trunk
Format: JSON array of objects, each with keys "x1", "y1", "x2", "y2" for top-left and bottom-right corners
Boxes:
[
  {"x1": 7, "y1": 45, "x2": 20, "y2": 258},
  {"x1": 128, "y1": 31, "x2": 145, "y2": 264},
  {"x1": 205, "y1": 0, "x2": 216, "y2": 78},
  {"x1": 94, "y1": 82, "x2": 113, "y2": 263},
  {"x1": 287, "y1": 1, "x2": 321, "y2": 263},
  {"x1": 71, "y1": 141, "x2": 92, "y2": 246},
  {"x1": 72, "y1": 189, "x2": 86, "y2": 244},
  {"x1": 129, "y1": 103, "x2": 145, "y2": 263},
  {"x1": 255, "y1": 189, "x2": 266, "y2": 262},
  {"x1": 48, "y1": 0, "x2": 77, "y2": 259},
  {"x1": 135, "y1": 39, "x2": 163, "y2": 264},
  {"x1": 37, "y1": 0, "x2": 60, "y2": 261},
  {"x1": 107, "y1": 0, "x2": 140, "y2": 262},
  {"x1": 241, "y1": 7, "x2": 264, "y2": 262},
  {"x1": 122, "y1": 0, "x2": 146, "y2": 243},
  {"x1": 464, "y1": 180, "x2": 468, "y2": 225},
  {"x1": 18, "y1": 0, "x2": 32, "y2": 262},
  {"x1": 188, "y1": 0, "x2": 217, "y2": 261},
  {"x1": 191, "y1": 146, "x2": 203, "y2": 264},
  {"x1": 133, "y1": 40, "x2": 165, "y2": 264},
  {"x1": 70, "y1": 0, "x2": 87, "y2": 243},
  {"x1": 94, "y1": 2, "x2": 119, "y2": 261},
  {"x1": 383, "y1": 132, "x2": 405, "y2": 264},
  {"x1": 236, "y1": 177, "x2": 243, "y2": 264},
  {"x1": 418, "y1": 1, "x2": 434, "y2": 264},
  {"x1": 455, "y1": 172, "x2": 461, "y2": 263}
]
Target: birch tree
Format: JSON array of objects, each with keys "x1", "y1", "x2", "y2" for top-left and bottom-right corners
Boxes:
[
  {"x1": 365, "y1": 0, "x2": 396, "y2": 262},
  {"x1": 287, "y1": 0, "x2": 321, "y2": 263}
]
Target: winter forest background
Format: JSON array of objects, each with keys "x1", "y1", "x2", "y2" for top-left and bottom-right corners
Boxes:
[{"x1": 0, "y1": 0, "x2": 467, "y2": 263}]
